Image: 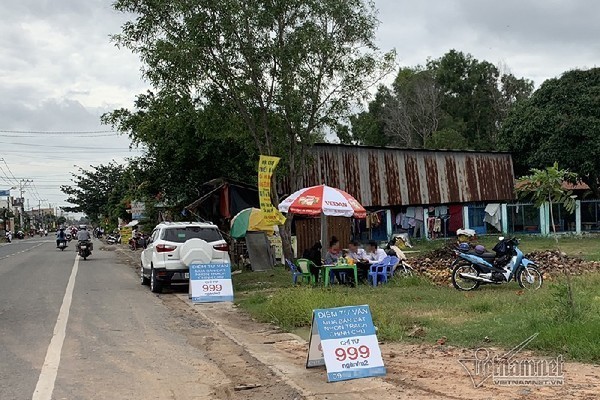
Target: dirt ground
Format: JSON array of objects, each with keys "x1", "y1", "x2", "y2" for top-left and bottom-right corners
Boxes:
[{"x1": 117, "y1": 248, "x2": 600, "y2": 399}]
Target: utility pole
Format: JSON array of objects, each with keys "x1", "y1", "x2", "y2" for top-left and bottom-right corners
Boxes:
[
  {"x1": 18, "y1": 179, "x2": 32, "y2": 231},
  {"x1": 38, "y1": 199, "x2": 47, "y2": 230}
]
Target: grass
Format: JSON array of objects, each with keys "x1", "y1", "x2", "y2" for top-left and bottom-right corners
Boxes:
[{"x1": 233, "y1": 235, "x2": 600, "y2": 363}]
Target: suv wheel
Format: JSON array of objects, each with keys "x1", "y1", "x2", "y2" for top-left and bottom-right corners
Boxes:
[
  {"x1": 140, "y1": 262, "x2": 150, "y2": 286},
  {"x1": 150, "y1": 267, "x2": 162, "y2": 293}
]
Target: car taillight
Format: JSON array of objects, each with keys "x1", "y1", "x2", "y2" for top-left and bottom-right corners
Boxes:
[
  {"x1": 156, "y1": 244, "x2": 177, "y2": 253},
  {"x1": 213, "y1": 243, "x2": 229, "y2": 252}
]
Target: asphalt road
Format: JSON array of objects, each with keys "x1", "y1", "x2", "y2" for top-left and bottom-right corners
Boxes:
[{"x1": 0, "y1": 237, "x2": 225, "y2": 400}]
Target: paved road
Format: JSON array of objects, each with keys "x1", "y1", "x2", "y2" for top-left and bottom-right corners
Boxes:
[{"x1": 0, "y1": 238, "x2": 226, "y2": 400}]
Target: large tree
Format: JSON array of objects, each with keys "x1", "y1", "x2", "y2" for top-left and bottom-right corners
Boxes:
[
  {"x1": 111, "y1": 0, "x2": 395, "y2": 256},
  {"x1": 103, "y1": 91, "x2": 258, "y2": 206},
  {"x1": 61, "y1": 162, "x2": 128, "y2": 224},
  {"x1": 348, "y1": 50, "x2": 533, "y2": 150},
  {"x1": 500, "y1": 68, "x2": 600, "y2": 196}
]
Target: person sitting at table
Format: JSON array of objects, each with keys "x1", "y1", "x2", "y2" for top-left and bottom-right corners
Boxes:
[
  {"x1": 364, "y1": 240, "x2": 387, "y2": 265},
  {"x1": 324, "y1": 236, "x2": 350, "y2": 284},
  {"x1": 302, "y1": 241, "x2": 322, "y2": 282},
  {"x1": 348, "y1": 241, "x2": 370, "y2": 281},
  {"x1": 324, "y1": 236, "x2": 341, "y2": 265}
]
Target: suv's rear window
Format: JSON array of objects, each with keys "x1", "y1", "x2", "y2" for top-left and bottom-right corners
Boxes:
[{"x1": 162, "y1": 227, "x2": 223, "y2": 243}]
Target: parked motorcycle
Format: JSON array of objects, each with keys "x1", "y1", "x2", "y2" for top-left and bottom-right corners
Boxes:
[
  {"x1": 77, "y1": 240, "x2": 92, "y2": 260},
  {"x1": 450, "y1": 237, "x2": 543, "y2": 291},
  {"x1": 106, "y1": 234, "x2": 121, "y2": 245}
]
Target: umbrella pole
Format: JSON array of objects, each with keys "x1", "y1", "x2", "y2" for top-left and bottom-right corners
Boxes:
[{"x1": 320, "y1": 212, "x2": 328, "y2": 258}]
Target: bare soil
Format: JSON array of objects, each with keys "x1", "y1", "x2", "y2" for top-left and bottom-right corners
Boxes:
[{"x1": 117, "y1": 247, "x2": 600, "y2": 399}]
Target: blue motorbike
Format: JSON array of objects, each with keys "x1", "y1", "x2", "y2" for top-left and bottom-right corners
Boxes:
[{"x1": 450, "y1": 237, "x2": 543, "y2": 291}]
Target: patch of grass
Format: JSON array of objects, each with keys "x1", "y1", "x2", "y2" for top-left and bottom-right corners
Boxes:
[
  {"x1": 234, "y1": 271, "x2": 600, "y2": 363},
  {"x1": 410, "y1": 234, "x2": 600, "y2": 261}
]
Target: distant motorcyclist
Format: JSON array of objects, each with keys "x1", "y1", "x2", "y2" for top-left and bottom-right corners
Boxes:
[
  {"x1": 76, "y1": 225, "x2": 93, "y2": 251},
  {"x1": 56, "y1": 227, "x2": 67, "y2": 248}
]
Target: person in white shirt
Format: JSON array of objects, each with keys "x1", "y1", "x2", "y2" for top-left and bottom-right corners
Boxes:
[
  {"x1": 365, "y1": 240, "x2": 387, "y2": 264},
  {"x1": 347, "y1": 241, "x2": 367, "y2": 262}
]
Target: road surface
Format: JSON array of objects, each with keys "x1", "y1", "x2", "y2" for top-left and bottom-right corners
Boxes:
[{"x1": 0, "y1": 238, "x2": 298, "y2": 400}]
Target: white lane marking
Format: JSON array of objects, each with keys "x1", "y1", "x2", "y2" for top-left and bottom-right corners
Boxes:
[
  {"x1": 0, "y1": 243, "x2": 43, "y2": 260},
  {"x1": 31, "y1": 255, "x2": 80, "y2": 400}
]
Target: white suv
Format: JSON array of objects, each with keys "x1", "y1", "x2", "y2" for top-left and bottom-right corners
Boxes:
[{"x1": 140, "y1": 222, "x2": 230, "y2": 293}]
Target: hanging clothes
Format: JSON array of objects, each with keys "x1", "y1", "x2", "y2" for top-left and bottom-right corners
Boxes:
[{"x1": 484, "y1": 203, "x2": 502, "y2": 231}]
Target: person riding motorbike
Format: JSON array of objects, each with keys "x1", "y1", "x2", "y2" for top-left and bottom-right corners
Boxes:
[
  {"x1": 56, "y1": 227, "x2": 67, "y2": 248},
  {"x1": 76, "y1": 225, "x2": 93, "y2": 252}
]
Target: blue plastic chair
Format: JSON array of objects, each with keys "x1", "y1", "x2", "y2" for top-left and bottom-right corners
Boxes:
[
  {"x1": 368, "y1": 256, "x2": 392, "y2": 286},
  {"x1": 385, "y1": 256, "x2": 400, "y2": 279}
]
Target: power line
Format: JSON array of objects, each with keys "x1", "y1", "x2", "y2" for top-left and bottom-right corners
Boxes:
[
  {"x1": 0, "y1": 133, "x2": 118, "y2": 138},
  {"x1": 0, "y1": 129, "x2": 117, "y2": 134},
  {"x1": 0, "y1": 141, "x2": 143, "y2": 151},
  {"x1": 1, "y1": 159, "x2": 22, "y2": 185}
]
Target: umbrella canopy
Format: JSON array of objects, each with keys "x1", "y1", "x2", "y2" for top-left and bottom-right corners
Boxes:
[
  {"x1": 230, "y1": 207, "x2": 276, "y2": 239},
  {"x1": 278, "y1": 185, "x2": 366, "y2": 218}
]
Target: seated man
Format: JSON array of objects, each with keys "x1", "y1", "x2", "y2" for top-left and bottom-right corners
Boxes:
[{"x1": 365, "y1": 240, "x2": 387, "y2": 265}]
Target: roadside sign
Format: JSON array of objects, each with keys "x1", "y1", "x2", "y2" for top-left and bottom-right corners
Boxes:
[
  {"x1": 189, "y1": 263, "x2": 233, "y2": 303},
  {"x1": 120, "y1": 226, "x2": 132, "y2": 245},
  {"x1": 306, "y1": 305, "x2": 386, "y2": 382}
]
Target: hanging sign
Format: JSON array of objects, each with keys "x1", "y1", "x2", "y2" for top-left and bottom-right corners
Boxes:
[
  {"x1": 189, "y1": 263, "x2": 233, "y2": 303},
  {"x1": 258, "y1": 155, "x2": 286, "y2": 225},
  {"x1": 306, "y1": 305, "x2": 386, "y2": 382}
]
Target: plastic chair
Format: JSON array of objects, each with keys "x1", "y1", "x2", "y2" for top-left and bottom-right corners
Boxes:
[
  {"x1": 286, "y1": 259, "x2": 305, "y2": 285},
  {"x1": 386, "y1": 256, "x2": 400, "y2": 279},
  {"x1": 368, "y1": 256, "x2": 392, "y2": 287},
  {"x1": 295, "y1": 258, "x2": 317, "y2": 285}
]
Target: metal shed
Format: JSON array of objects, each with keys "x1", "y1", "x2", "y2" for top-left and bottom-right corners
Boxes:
[{"x1": 282, "y1": 143, "x2": 515, "y2": 207}]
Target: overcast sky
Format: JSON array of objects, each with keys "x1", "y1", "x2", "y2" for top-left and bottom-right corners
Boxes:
[{"x1": 0, "y1": 0, "x2": 598, "y2": 213}]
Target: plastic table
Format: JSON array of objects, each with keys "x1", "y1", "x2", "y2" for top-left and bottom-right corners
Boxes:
[{"x1": 321, "y1": 264, "x2": 358, "y2": 287}]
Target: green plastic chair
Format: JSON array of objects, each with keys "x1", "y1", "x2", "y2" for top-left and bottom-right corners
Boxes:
[{"x1": 295, "y1": 258, "x2": 317, "y2": 284}]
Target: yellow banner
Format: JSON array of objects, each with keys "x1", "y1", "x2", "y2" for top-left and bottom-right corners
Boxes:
[
  {"x1": 121, "y1": 226, "x2": 132, "y2": 245},
  {"x1": 258, "y1": 155, "x2": 286, "y2": 225}
]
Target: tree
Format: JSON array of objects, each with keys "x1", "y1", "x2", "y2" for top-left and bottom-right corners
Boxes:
[
  {"x1": 516, "y1": 162, "x2": 577, "y2": 317},
  {"x1": 111, "y1": 0, "x2": 395, "y2": 258},
  {"x1": 61, "y1": 162, "x2": 128, "y2": 224},
  {"x1": 348, "y1": 50, "x2": 533, "y2": 149},
  {"x1": 501, "y1": 68, "x2": 600, "y2": 196},
  {"x1": 103, "y1": 91, "x2": 258, "y2": 207}
]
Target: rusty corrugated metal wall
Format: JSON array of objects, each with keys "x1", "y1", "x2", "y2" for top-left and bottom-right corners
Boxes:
[
  {"x1": 285, "y1": 144, "x2": 515, "y2": 207},
  {"x1": 295, "y1": 216, "x2": 351, "y2": 258}
]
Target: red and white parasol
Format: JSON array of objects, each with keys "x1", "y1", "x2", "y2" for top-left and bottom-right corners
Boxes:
[{"x1": 278, "y1": 185, "x2": 366, "y2": 219}]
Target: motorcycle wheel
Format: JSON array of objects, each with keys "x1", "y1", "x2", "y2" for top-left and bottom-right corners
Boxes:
[
  {"x1": 516, "y1": 266, "x2": 543, "y2": 290},
  {"x1": 451, "y1": 262, "x2": 481, "y2": 291}
]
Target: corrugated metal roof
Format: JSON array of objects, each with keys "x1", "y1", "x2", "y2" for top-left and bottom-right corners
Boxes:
[{"x1": 283, "y1": 143, "x2": 515, "y2": 207}]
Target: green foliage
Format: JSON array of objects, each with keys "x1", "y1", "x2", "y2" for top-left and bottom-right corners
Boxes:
[
  {"x1": 501, "y1": 68, "x2": 600, "y2": 195},
  {"x1": 111, "y1": 0, "x2": 395, "y2": 192},
  {"x1": 61, "y1": 162, "x2": 127, "y2": 223},
  {"x1": 516, "y1": 162, "x2": 578, "y2": 213},
  {"x1": 349, "y1": 49, "x2": 533, "y2": 150},
  {"x1": 102, "y1": 91, "x2": 258, "y2": 205}
]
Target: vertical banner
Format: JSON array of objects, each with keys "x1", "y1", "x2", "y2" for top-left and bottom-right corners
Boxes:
[
  {"x1": 189, "y1": 263, "x2": 234, "y2": 303},
  {"x1": 306, "y1": 305, "x2": 386, "y2": 382},
  {"x1": 258, "y1": 155, "x2": 285, "y2": 225},
  {"x1": 120, "y1": 226, "x2": 132, "y2": 245}
]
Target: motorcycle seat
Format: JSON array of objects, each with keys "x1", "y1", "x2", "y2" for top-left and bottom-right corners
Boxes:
[{"x1": 469, "y1": 250, "x2": 496, "y2": 262}]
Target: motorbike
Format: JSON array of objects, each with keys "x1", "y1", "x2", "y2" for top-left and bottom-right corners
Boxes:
[
  {"x1": 77, "y1": 240, "x2": 92, "y2": 260},
  {"x1": 58, "y1": 240, "x2": 68, "y2": 251},
  {"x1": 450, "y1": 237, "x2": 543, "y2": 291},
  {"x1": 5, "y1": 232, "x2": 12, "y2": 243},
  {"x1": 16, "y1": 231, "x2": 25, "y2": 240},
  {"x1": 106, "y1": 234, "x2": 121, "y2": 245},
  {"x1": 66, "y1": 233, "x2": 72, "y2": 242}
]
